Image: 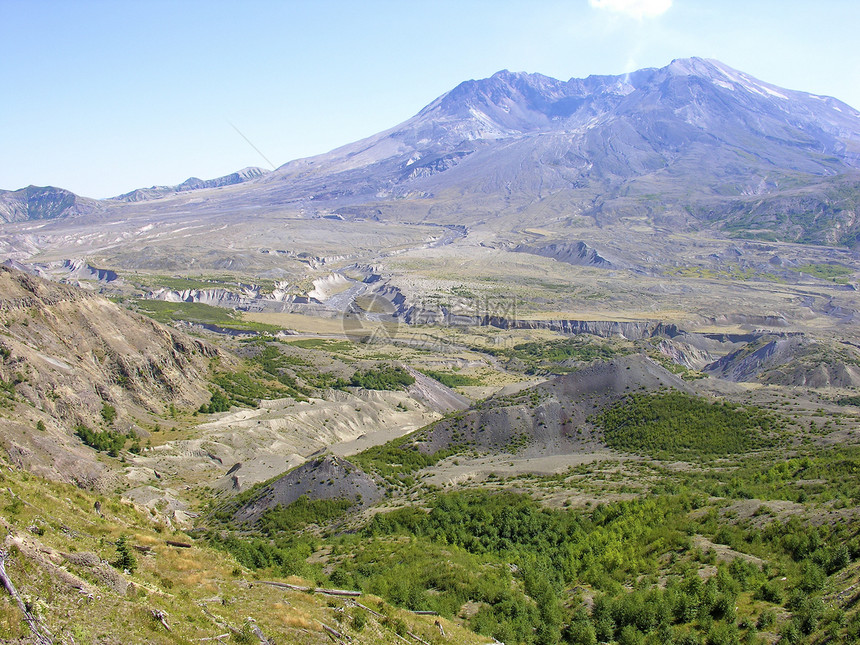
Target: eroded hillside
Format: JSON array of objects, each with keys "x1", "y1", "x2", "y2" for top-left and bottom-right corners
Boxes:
[{"x1": 0, "y1": 267, "x2": 221, "y2": 487}]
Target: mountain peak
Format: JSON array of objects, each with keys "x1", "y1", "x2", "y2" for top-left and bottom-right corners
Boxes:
[
  {"x1": 665, "y1": 56, "x2": 723, "y2": 77},
  {"x1": 0, "y1": 184, "x2": 98, "y2": 223}
]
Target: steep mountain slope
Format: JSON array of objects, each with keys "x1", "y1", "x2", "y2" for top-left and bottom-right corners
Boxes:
[
  {"x1": 0, "y1": 266, "x2": 222, "y2": 486},
  {"x1": 272, "y1": 58, "x2": 859, "y2": 188},
  {"x1": 251, "y1": 57, "x2": 860, "y2": 243}
]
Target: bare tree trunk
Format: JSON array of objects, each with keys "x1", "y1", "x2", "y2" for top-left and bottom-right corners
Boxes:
[
  {"x1": 319, "y1": 620, "x2": 349, "y2": 642},
  {"x1": 259, "y1": 580, "x2": 361, "y2": 597},
  {"x1": 350, "y1": 600, "x2": 384, "y2": 619},
  {"x1": 199, "y1": 604, "x2": 270, "y2": 644},
  {"x1": 0, "y1": 549, "x2": 53, "y2": 645},
  {"x1": 245, "y1": 617, "x2": 272, "y2": 645},
  {"x1": 150, "y1": 609, "x2": 171, "y2": 631}
]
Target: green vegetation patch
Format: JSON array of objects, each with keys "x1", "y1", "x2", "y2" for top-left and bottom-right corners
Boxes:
[
  {"x1": 132, "y1": 299, "x2": 281, "y2": 333},
  {"x1": 796, "y1": 262, "x2": 853, "y2": 283},
  {"x1": 837, "y1": 395, "x2": 860, "y2": 407},
  {"x1": 331, "y1": 536, "x2": 539, "y2": 643},
  {"x1": 203, "y1": 369, "x2": 306, "y2": 410},
  {"x1": 199, "y1": 359, "x2": 310, "y2": 414},
  {"x1": 251, "y1": 343, "x2": 339, "y2": 390},
  {"x1": 256, "y1": 496, "x2": 353, "y2": 536},
  {"x1": 347, "y1": 365, "x2": 415, "y2": 391},
  {"x1": 206, "y1": 491, "x2": 351, "y2": 580},
  {"x1": 351, "y1": 433, "x2": 459, "y2": 487},
  {"x1": 334, "y1": 490, "x2": 696, "y2": 644},
  {"x1": 665, "y1": 448, "x2": 860, "y2": 506},
  {"x1": 288, "y1": 338, "x2": 355, "y2": 353},
  {"x1": 665, "y1": 264, "x2": 781, "y2": 282},
  {"x1": 202, "y1": 445, "x2": 860, "y2": 645},
  {"x1": 596, "y1": 391, "x2": 780, "y2": 459},
  {"x1": 484, "y1": 336, "x2": 626, "y2": 375},
  {"x1": 419, "y1": 369, "x2": 482, "y2": 388},
  {"x1": 198, "y1": 388, "x2": 233, "y2": 413},
  {"x1": 75, "y1": 424, "x2": 126, "y2": 456}
]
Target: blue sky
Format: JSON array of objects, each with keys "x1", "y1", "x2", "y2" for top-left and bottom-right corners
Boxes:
[{"x1": 2, "y1": 0, "x2": 859, "y2": 198}]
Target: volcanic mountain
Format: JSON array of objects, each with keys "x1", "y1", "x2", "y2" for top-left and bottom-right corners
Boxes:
[
  {"x1": 3, "y1": 57, "x2": 860, "y2": 247},
  {"x1": 258, "y1": 57, "x2": 860, "y2": 244}
]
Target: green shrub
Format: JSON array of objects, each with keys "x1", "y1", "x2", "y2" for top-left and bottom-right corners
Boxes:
[
  {"x1": 756, "y1": 609, "x2": 776, "y2": 630},
  {"x1": 351, "y1": 434, "x2": 459, "y2": 485},
  {"x1": 75, "y1": 424, "x2": 125, "y2": 455},
  {"x1": 112, "y1": 535, "x2": 137, "y2": 573},
  {"x1": 348, "y1": 365, "x2": 415, "y2": 391},
  {"x1": 100, "y1": 403, "x2": 117, "y2": 424},
  {"x1": 256, "y1": 496, "x2": 352, "y2": 535},
  {"x1": 419, "y1": 369, "x2": 481, "y2": 388},
  {"x1": 596, "y1": 391, "x2": 779, "y2": 459}
]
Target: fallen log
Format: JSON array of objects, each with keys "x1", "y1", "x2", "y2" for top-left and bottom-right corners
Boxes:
[
  {"x1": 199, "y1": 604, "x2": 241, "y2": 636},
  {"x1": 245, "y1": 617, "x2": 272, "y2": 645},
  {"x1": 406, "y1": 630, "x2": 431, "y2": 645},
  {"x1": 166, "y1": 540, "x2": 192, "y2": 548},
  {"x1": 259, "y1": 580, "x2": 361, "y2": 597},
  {"x1": 0, "y1": 549, "x2": 53, "y2": 644},
  {"x1": 151, "y1": 609, "x2": 171, "y2": 632},
  {"x1": 199, "y1": 605, "x2": 270, "y2": 644},
  {"x1": 350, "y1": 600, "x2": 384, "y2": 619},
  {"x1": 320, "y1": 620, "x2": 349, "y2": 641}
]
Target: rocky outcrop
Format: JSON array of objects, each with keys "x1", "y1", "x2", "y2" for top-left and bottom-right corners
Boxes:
[
  {"x1": 699, "y1": 313, "x2": 789, "y2": 327},
  {"x1": 657, "y1": 339, "x2": 714, "y2": 370},
  {"x1": 511, "y1": 241, "x2": 617, "y2": 268},
  {"x1": 308, "y1": 273, "x2": 352, "y2": 301},
  {"x1": 705, "y1": 334, "x2": 860, "y2": 387},
  {"x1": 762, "y1": 361, "x2": 860, "y2": 388},
  {"x1": 60, "y1": 259, "x2": 120, "y2": 283},
  {"x1": 152, "y1": 287, "x2": 256, "y2": 308},
  {"x1": 705, "y1": 338, "x2": 797, "y2": 381}
]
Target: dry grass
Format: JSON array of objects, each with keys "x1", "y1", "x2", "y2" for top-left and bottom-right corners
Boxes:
[{"x1": 0, "y1": 459, "x2": 493, "y2": 644}]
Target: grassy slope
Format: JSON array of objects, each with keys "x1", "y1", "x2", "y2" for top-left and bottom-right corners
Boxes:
[{"x1": 0, "y1": 458, "x2": 489, "y2": 645}]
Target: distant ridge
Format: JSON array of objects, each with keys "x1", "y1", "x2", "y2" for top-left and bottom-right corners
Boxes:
[
  {"x1": 0, "y1": 185, "x2": 100, "y2": 223},
  {"x1": 111, "y1": 166, "x2": 270, "y2": 202}
]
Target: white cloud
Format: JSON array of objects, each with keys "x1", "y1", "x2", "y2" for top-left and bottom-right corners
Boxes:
[{"x1": 588, "y1": 0, "x2": 672, "y2": 19}]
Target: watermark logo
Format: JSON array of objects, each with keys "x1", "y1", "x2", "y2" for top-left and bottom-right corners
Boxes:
[
  {"x1": 341, "y1": 292, "x2": 401, "y2": 341},
  {"x1": 339, "y1": 290, "x2": 519, "y2": 351}
]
